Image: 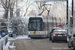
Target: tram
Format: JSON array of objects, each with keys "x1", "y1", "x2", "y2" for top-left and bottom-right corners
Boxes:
[{"x1": 28, "y1": 16, "x2": 62, "y2": 38}]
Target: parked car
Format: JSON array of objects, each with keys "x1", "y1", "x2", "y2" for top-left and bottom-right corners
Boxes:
[
  {"x1": 49, "y1": 27, "x2": 62, "y2": 40},
  {"x1": 51, "y1": 30, "x2": 67, "y2": 42}
]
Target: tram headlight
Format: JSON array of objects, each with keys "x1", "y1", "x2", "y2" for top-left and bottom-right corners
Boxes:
[
  {"x1": 29, "y1": 32, "x2": 30, "y2": 34},
  {"x1": 40, "y1": 32, "x2": 41, "y2": 34}
]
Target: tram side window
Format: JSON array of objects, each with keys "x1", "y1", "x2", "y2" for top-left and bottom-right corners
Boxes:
[{"x1": 42, "y1": 22, "x2": 47, "y2": 31}]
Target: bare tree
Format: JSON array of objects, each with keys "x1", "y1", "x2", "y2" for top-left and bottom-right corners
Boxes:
[
  {"x1": 15, "y1": 0, "x2": 20, "y2": 17},
  {"x1": 1, "y1": 0, "x2": 15, "y2": 19},
  {"x1": 36, "y1": 1, "x2": 46, "y2": 15},
  {"x1": 16, "y1": 8, "x2": 20, "y2": 17},
  {"x1": 24, "y1": 0, "x2": 35, "y2": 16},
  {"x1": 10, "y1": 0, "x2": 15, "y2": 18},
  {"x1": 1, "y1": 0, "x2": 10, "y2": 19}
]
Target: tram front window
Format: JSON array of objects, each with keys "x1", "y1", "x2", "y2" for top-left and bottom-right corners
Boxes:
[{"x1": 28, "y1": 19, "x2": 42, "y2": 31}]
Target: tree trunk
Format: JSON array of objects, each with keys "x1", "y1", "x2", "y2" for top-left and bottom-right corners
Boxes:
[
  {"x1": 16, "y1": 9, "x2": 20, "y2": 17},
  {"x1": 10, "y1": 7, "x2": 13, "y2": 19},
  {"x1": 3, "y1": 10, "x2": 8, "y2": 19}
]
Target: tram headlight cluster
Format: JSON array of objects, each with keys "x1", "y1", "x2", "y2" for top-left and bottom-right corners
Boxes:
[
  {"x1": 40, "y1": 32, "x2": 41, "y2": 34},
  {"x1": 29, "y1": 32, "x2": 30, "y2": 34}
]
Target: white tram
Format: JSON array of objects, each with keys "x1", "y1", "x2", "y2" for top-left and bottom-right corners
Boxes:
[{"x1": 28, "y1": 16, "x2": 62, "y2": 38}]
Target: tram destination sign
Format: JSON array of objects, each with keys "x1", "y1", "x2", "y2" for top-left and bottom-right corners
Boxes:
[{"x1": 35, "y1": 0, "x2": 67, "y2": 2}]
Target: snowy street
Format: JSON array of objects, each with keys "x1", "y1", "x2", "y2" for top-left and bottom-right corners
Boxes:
[
  {"x1": 10, "y1": 37, "x2": 70, "y2": 50},
  {"x1": 2, "y1": 35, "x2": 70, "y2": 50},
  {"x1": 3, "y1": 35, "x2": 30, "y2": 50},
  {"x1": 0, "y1": 0, "x2": 74, "y2": 50}
]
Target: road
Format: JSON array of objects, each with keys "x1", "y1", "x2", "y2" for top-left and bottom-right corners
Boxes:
[{"x1": 13, "y1": 38, "x2": 70, "y2": 50}]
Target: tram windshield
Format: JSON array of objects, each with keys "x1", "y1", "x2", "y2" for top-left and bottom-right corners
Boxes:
[{"x1": 28, "y1": 18, "x2": 42, "y2": 31}]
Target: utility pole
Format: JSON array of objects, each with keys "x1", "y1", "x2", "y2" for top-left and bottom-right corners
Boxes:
[
  {"x1": 43, "y1": 4, "x2": 51, "y2": 33},
  {"x1": 47, "y1": 4, "x2": 51, "y2": 33},
  {"x1": 66, "y1": 0, "x2": 68, "y2": 35},
  {"x1": 72, "y1": 0, "x2": 73, "y2": 17},
  {"x1": 70, "y1": 0, "x2": 73, "y2": 35},
  {"x1": 72, "y1": 0, "x2": 74, "y2": 40}
]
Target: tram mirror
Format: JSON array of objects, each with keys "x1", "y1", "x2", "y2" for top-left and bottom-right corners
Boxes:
[
  {"x1": 42, "y1": 22, "x2": 45, "y2": 30},
  {"x1": 42, "y1": 22, "x2": 44, "y2": 27},
  {"x1": 68, "y1": 35, "x2": 71, "y2": 38},
  {"x1": 28, "y1": 23, "x2": 29, "y2": 28}
]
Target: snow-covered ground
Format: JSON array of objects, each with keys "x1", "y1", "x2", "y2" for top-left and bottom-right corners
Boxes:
[
  {"x1": 8, "y1": 35, "x2": 30, "y2": 41},
  {"x1": 3, "y1": 41, "x2": 16, "y2": 50},
  {"x1": 3, "y1": 42, "x2": 10, "y2": 50},
  {"x1": 16, "y1": 35, "x2": 30, "y2": 39},
  {"x1": 3, "y1": 35, "x2": 30, "y2": 50}
]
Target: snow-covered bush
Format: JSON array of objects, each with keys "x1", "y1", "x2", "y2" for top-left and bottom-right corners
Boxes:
[{"x1": 9, "y1": 17, "x2": 29, "y2": 35}]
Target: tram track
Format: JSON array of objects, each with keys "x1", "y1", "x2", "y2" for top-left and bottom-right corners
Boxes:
[
  {"x1": 14, "y1": 38, "x2": 69, "y2": 50},
  {"x1": 22, "y1": 39, "x2": 41, "y2": 50},
  {"x1": 22, "y1": 41, "x2": 26, "y2": 50},
  {"x1": 14, "y1": 40, "x2": 26, "y2": 50},
  {"x1": 30, "y1": 39, "x2": 40, "y2": 50}
]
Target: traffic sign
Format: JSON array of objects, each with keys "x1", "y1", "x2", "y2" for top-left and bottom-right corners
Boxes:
[{"x1": 59, "y1": 25, "x2": 63, "y2": 28}]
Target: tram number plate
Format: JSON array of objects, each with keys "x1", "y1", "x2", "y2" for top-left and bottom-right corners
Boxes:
[{"x1": 34, "y1": 31, "x2": 36, "y2": 35}]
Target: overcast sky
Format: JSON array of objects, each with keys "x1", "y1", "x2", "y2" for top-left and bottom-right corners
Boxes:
[
  {"x1": 0, "y1": 0, "x2": 72, "y2": 17},
  {"x1": 20, "y1": 0, "x2": 72, "y2": 16}
]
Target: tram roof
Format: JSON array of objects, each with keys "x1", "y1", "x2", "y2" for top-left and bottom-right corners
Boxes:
[
  {"x1": 23, "y1": 16, "x2": 43, "y2": 19},
  {"x1": 35, "y1": 0, "x2": 67, "y2": 2},
  {"x1": 25, "y1": 16, "x2": 43, "y2": 17}
]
